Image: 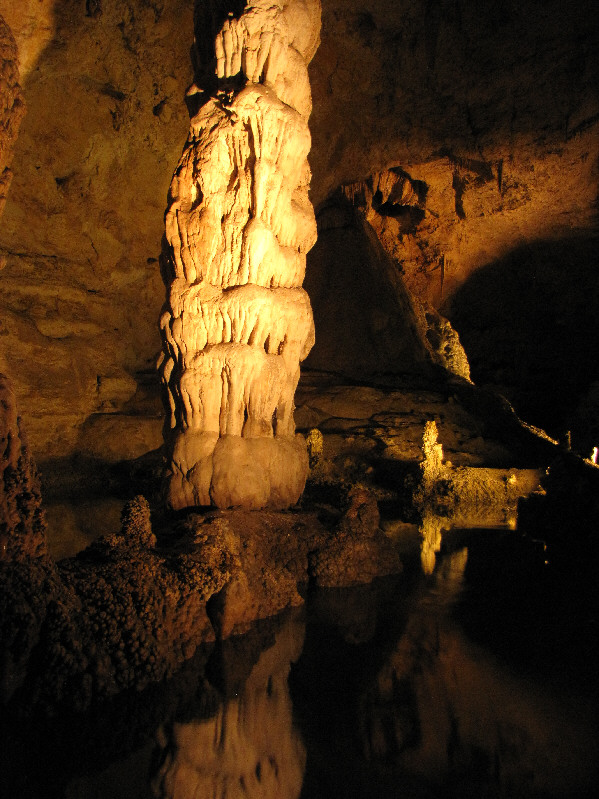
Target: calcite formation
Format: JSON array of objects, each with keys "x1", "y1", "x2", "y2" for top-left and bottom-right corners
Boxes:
[{"x1": 159, "y1": 1, "x2": 321, "y2": 510}]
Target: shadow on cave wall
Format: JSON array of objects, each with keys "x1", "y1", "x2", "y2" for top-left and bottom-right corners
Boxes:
[
  {"x1": 447, "y1": 236, "x2": 599, "y2": 451},
  {"x1": 303, "y1": 198, "x2": 433, "y2": 382}
]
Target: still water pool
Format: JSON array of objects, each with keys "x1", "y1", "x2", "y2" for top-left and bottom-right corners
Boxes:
[{"x1": 2, "y1": 529, "x2": 598, "y2": 798}]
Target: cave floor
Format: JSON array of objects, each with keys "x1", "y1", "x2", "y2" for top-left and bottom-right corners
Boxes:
[{"x1": 40, "y1": 372, "x2": 554, "y2": 560}]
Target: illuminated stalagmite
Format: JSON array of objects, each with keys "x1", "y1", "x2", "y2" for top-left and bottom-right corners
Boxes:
[{"x1": 158, "y1": 1, "x2": 321, "y2": 510}]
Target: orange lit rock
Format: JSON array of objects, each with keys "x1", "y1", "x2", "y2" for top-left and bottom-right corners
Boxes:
[
  {"x1": 160, "y1": 1, "x2": 321, "y2": 510},
  {"x1": 0, "y1": 0, "x2": 596, "y2": 464},
  {"x1": 0, "y1": 11, "x2": 24, "y2": 238}
]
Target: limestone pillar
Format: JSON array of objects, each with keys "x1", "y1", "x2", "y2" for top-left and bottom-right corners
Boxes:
[{"x1": 158, "y1": 1, "x2": 321, "y2": 510}]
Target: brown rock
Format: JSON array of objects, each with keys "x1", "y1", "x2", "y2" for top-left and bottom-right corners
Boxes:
[
  {"x1": 0, "y1": 0, "x2": 595, "y2": 471},
  {"x1": 309, "y1": 485, "x2": 402, "y2": 587},
  {"x1": 0, "y1": 373, "x2": 46, "y2": 561},
  {"x1": 0, "y1": 10, "x2": 24, "y2": 226},
  {"x1": 203, "y1": 509, "x2": 325, "y2": 638}
]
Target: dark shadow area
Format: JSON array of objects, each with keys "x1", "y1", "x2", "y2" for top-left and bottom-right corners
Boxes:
[
  {"x1": 447, "y1": 236, "x2": 599, "y2": 450},
  {"x1": 304, "y1": 197, "x2": 433, "y2": 380},
  {"x1": 291, "y1": 538, "x2": 599, "y2": 799}
]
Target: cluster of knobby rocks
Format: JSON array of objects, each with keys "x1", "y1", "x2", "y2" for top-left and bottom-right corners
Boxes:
[
  {"x1": 0, "y1": 374, "x2": 397, "y2": 717},
  {"x1": 308, "y1": 485, "x2": 402, "y2": 587},
  {"x1": 0, "y1": 496, "x2": 230, "y2": 711}
]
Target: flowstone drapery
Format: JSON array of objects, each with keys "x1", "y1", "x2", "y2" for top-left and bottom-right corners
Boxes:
[{"x1": 158, "y1": 1, "x2": 321, "y2": 510}]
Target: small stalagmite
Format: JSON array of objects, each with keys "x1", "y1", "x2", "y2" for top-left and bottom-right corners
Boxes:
[{"x1": 158, "y1": 1, "x2": 321, "y2": 510}]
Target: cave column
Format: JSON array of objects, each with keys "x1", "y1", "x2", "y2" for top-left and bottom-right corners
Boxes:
[{"x1": 158, "y1": 1, "x2": 321, "y2": 509}]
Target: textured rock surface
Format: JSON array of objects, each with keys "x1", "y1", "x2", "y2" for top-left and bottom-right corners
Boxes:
[
  {"x1": 1, "y1": 496, "x2": 312, "y2": 710},
  {"x1": 159, "y1": 0, "x2": 321, "y2": 509},
  {"x1": 295, "y1": 379, "x2": 546, "y2": 475},
  {"x1": 306, "y1": 0, "x2": 599, "y2": 439},
  {"x1": 308, "y1": 485, "x2": 403, "y2": 588},
  {"x1": 0, "y1": 497, "x2": 222, "y2": 708},
  {"x1": 0, "y1": 10, "x2": 24, "y2": 228},
  {"x1": 304, "y1": 194, "x2": 471, "y2": 381},
  {"x1": 0, "y1": 0, "x2": 193, "y2": 459}
]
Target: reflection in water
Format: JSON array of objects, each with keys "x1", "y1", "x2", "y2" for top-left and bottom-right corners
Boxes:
[
  {"x1": 292, "y1": 542, "x2": 599, "y2": 798},
  {"x1": 419, "y1": 511, "x2": 446, "y2": 575},
  {"x1": 5, "y1": 532, "x2": 598, "y2": 799},
  {"x1": 151, "y1": 614, "x2": 306, "y2": 799}
]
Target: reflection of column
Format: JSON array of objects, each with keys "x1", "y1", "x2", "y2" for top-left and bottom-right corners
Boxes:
[
  {"x1": 151, "y1": 613, "x2": 306, "y2": 799},
  {"x1": 158, "y1": 1, "x2": 321, "y2": 510},
  {"x1": 418, "y1": 510, "x2": 445, "y2": 575}
]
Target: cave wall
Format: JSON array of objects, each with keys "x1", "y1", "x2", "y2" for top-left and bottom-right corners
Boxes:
[
  {"x1": 0, "y1": 0, "x2": 597, "y2": 464},
  {"x1": 0, "y1": 0, "x2": 194, "y2": 461},
  {"x1": 307, "y1": 0, "x2": 598, "y2": 441}
]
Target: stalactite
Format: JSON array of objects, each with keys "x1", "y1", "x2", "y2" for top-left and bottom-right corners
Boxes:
[{"x1": 159, "y1": 1, "x2": 321, "y2": 510}]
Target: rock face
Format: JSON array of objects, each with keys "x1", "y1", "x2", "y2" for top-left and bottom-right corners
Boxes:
[
  {"x1": 0, "y1": 26, "x2": 44, "y2": 563},
  {"x1": 306, "y1": 0, "x2": 599, "y2": 439},
  {"x1": 304, "y1": 193, "x2": 471, "y2": 381},
  {"x1": 0, "y1": 11, "x2": 24, "y2": 241},
  {"x1": 159, "y1": 1, "x2": 321, "y2": 510},
  {"x1": 0, "y1": 0, "x2": 193, "y2": 461},
  {"x1": 0, "y1": 373, "x2": 46, "y2": 561}
]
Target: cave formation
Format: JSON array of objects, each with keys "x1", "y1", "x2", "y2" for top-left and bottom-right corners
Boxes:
[
  {"x1": 159, "y1": 0, "x2": 320, "y2": 511},
  {"x1": 1, "y1": 0, "x2": 599, "y2": 776}
]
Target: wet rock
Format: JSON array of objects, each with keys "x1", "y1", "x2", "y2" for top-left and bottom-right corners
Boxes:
[
  {"x1": 204, "y1": 509, "x2": 326, "y2": 638},
  {"x1": 309, "y1": 485, "x2": 402, "y2": 588}
]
